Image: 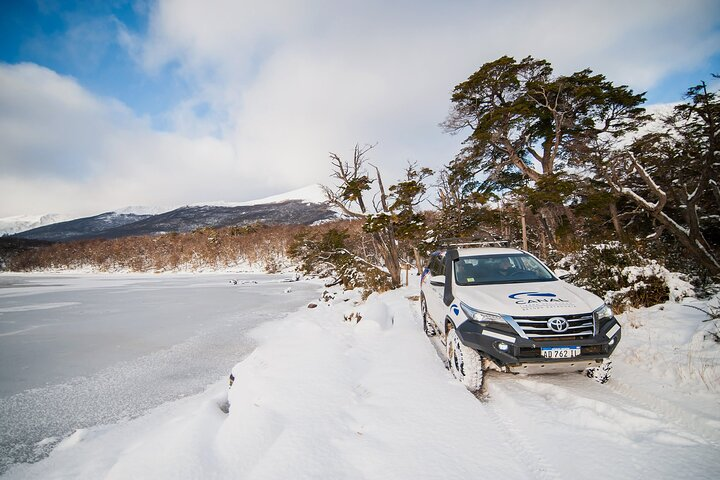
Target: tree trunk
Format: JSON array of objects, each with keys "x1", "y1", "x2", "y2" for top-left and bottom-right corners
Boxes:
[
  {"x1": 413, "y1": 247, "x2": 423, "y2": 276},
  {"x1": 609, "y1": 201, "x2": 624, "y2": 241},
  {"x1": 520, "y1": 203, "x2": 528, "y2": 251},
  {"x1": 537, "y1": 209, "x2": 556, "y2": 249},
  {"x1": 371, "y1": 232, "x2": 401, "y2": 287},
  {"x1": 651, "y1": 209, "x2": 720, "y2": 275}
]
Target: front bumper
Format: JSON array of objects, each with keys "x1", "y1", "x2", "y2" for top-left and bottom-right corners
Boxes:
[{"x1": 456, "y1": 317, "x2": 621, "y2": 373}]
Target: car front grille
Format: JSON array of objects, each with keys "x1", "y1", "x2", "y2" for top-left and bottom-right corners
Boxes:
[{"x1": 511, "y1": 313, "x2": 595, "y2": 340}]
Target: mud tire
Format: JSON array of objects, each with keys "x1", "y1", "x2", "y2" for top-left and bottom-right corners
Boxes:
[{"x1": 446, "y1": 327, "x2": 484, "y2": 392}]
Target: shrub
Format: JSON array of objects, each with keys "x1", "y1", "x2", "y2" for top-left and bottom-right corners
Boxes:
[{"x1": 556, "y1": 242, "x2": 695, "y2": 311}]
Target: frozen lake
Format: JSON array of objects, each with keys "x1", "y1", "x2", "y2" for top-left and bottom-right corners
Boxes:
[{"x1": 0, "y1": 273, "x2": 320, "y2": 473}]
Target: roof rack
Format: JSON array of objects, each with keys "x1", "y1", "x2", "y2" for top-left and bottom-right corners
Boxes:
[{"x1": 438, "y1": 238, "x2": 510, "y2": 248}]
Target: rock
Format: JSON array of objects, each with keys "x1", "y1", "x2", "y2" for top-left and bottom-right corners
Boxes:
[{"x1": 344, "y1": 311, "x2": 362, "y2": 323}]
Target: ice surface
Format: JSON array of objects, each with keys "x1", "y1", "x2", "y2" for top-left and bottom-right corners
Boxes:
[{"x1": 0, "y1": 273, "x2": 319, "y2": 474}]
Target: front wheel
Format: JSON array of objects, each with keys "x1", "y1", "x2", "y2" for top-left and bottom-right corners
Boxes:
[
  {"x1": 421, "y1": 296, "x2": 437, "y2": 337},
  {"x1": 585, "y1": 361, "x2": 612, "y2": 384},
  {"x1": 446, "y1": 327, "x2": 484, "y2": 392}
]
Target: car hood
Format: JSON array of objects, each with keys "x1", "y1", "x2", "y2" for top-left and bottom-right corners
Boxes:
[{"x1": 455, "y1": 280, "x2": 604, "y2": 317}]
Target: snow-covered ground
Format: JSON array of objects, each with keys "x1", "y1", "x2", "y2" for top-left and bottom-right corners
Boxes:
[
  {"x1": 0, "y1": 273, "x2": 320, "y2": 475},
  {"x1": 2, "y1": 279, "x2": 719, "y2": 479}
]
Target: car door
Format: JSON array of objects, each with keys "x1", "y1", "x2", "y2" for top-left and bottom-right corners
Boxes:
[{"x1": 423, "y1": 253, "x2": 447, "y2": 333}]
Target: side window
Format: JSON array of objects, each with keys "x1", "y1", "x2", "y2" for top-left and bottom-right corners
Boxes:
[{"x1": 429, "y1": 254, "x2": 445, "y2": 276}]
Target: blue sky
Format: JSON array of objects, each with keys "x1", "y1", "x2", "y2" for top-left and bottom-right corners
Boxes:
[
  {"x1": 1, "y1": 0, "x2": 188, "y2": 122},
  {"x1": 1, "y1": 0, "x2": 719, "y2": 217}
]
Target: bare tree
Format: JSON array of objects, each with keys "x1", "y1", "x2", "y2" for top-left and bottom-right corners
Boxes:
[
  {"x1": 322, "y1": 144, "x2": 403, "y2": 287},
  {"x1": 322, "y1": 145, "x2": 434, "y2": 287}
]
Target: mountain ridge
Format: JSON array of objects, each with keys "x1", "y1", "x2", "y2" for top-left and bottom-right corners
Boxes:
[{"x1": 12, "y1": 185, "x2": 337, "y2": 242}]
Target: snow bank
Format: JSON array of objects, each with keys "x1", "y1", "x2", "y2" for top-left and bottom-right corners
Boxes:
[
  {"x1": 219, "y1": 289, "x2": 528, "y2": 479},
  {"x1": 615, "y1": 294, "x2": 720, "y2": 391},
  {"x1": 620, "y1": 263, "x2": 696, "y2": 302},
  {"x1": 4, "y1": 287, "x2": 530, "y2": 479}
]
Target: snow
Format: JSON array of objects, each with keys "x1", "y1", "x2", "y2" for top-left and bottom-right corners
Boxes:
[
  {"x1": 0, "y1": 273, "x2": 320, "y2": 473},
  {"x1": 620, "y1": 263, "x2": 696, "y2": 302},
  {"x1": 112, "y1": 205, "x2": 174, "y2": 216},
  {"x1": 2, "y1": 278, "x2": 719, "y2": 479}
]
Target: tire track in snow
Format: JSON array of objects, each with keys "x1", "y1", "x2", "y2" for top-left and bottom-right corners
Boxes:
[
  {"x1": 414, "y1": 298, "x2": 716, "y2": 478},
  {"x1": 488, "y1": 372, "x2": 716, "y2": 475},
  {"x1": 412, "y1": 302, "x2": 559, "y2": 480},
  {"x1": 481, "y1": 374, "x2": 561, "y2": 480},
  {"x1": 606, "y1": 378, "x2": 720, "y2": 447}
]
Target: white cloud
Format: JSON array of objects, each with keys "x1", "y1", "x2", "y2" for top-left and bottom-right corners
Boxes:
[
  {"x1": 137, "y1": 0, "x2": 720, "y2": 183},
  {"x1": 1, "y1": 0, "x2": 719, "y2": 217},
  {"x1": 0, "y1": 63, "x2": 283, "y2": 216}
]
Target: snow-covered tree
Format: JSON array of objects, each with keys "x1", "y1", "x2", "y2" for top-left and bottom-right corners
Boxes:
[{"x1": 601, "y1": 81, "x2": 720, "y2": 276}]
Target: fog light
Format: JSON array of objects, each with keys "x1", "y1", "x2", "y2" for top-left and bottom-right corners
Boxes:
[
  {"x1": 498, "y1": 342, "x2": 509, "y2": 352},
  {"x1": 609, "y1": 337, "x2": 616, "y2": 346}
]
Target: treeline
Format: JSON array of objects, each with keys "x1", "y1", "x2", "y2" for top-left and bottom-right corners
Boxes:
[{"x1": 3, "y1": 223, "x2": 343, "y2": 273}]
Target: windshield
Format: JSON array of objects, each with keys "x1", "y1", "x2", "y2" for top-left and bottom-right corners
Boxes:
[{"x1": 454, "y1": 253, "x2": 556, "y2": 285}]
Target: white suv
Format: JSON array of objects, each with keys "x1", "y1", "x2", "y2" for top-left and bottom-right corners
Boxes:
[{"x1": 420, "y1": 244, "x2": 620, "y2": 391}]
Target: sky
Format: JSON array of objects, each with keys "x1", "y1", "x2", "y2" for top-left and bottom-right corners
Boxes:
[{"x1": 1, "y1": 0, "x2": 719, "y2": 218}]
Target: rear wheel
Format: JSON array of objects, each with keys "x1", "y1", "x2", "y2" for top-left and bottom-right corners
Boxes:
[
  {"x1": 421, "y1": 296, "x2": 437, "y2": 337},
  {"x1": 446, "y1": 327, "x2": 484, "y2": 392}
]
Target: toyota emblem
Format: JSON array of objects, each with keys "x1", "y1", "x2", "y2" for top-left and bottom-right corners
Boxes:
[{"x1": 547, "y1": 317, "x2": 569, "y2": 333}]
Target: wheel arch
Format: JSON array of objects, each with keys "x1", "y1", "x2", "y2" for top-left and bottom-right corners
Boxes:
[{"x1": 445, "y1": 316, "x2": 455, "y2": 334}]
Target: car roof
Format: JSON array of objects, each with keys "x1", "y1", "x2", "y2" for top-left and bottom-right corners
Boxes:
[{"x1": 454, "y1": 247, "x2": 523, "y2": 256}]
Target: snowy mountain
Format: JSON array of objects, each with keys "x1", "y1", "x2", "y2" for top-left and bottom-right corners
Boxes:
[
  {"x1": 14, "y1": 185, "x2": 336, "y2": 242},
  {"x1": 191, "y1": 184, "x2": 330, "y2": 208},
  {"x1": 113, "y1": 205, "x2": 176, "y2": 216},
  {"x1": 0, "y1": 213, "x2": 71, "y2": 236},
  {"x1": 14, "y1": 212, "x2": 156, "y2": 242}
]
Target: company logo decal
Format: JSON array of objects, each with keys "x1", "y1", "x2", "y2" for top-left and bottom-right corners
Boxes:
[
  {"x1": 508, "y1": 292, "x2": 557, "y2": 300},
  {"x1": 509, "y1": 291, "x2": 571, "y2": 308},
  {"x1": 451, "y1": 304, "x2": 460, "y2": 316}
]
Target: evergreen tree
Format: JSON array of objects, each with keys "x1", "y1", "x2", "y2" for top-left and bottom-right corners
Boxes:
[{"x1": 441, "y1": 56, "x2": 647, "y2": 246}]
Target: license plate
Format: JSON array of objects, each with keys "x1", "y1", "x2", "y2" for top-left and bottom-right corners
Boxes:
[{"x1": 541, "y1": 347, "x2": 580, "y2": 359}]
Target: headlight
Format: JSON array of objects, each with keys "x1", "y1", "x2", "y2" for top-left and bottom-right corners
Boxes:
[
  {"x1": 593, "y1": 304, "x2": 613, "y2": 322},
  {"x1": 460, "y1": 302, "x2": 507, "y2": 326}
]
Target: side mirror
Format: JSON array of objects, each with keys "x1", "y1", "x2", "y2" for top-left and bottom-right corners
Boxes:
[
  {"x1": 429, "y1": 275, "x2": 445, "y2": 287},
  {"x1": 555, "y1": 270, "x2": 574, "y2": 281}
]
